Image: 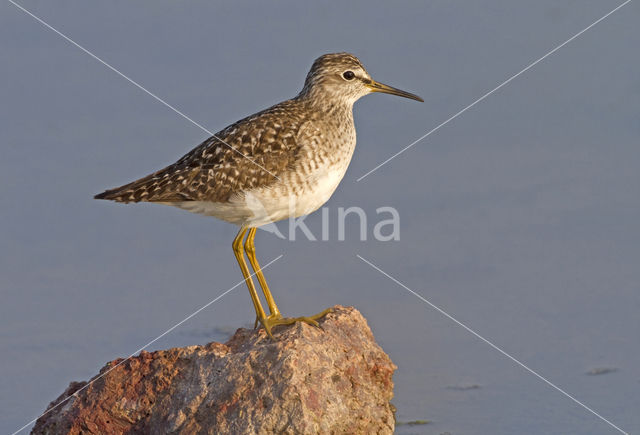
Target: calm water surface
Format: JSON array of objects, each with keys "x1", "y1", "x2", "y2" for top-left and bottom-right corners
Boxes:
[{"x1": 2, "y1": 2, "x2": 638, "y2": 434}]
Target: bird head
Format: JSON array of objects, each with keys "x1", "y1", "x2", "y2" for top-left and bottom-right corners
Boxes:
[{"x1": 299, "y1": 52, "x2": 423, "y2": 106}]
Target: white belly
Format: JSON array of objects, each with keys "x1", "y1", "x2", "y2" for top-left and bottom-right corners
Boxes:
[{"x1": 169, "y1": 164, "x2": 348, "y2": 228}]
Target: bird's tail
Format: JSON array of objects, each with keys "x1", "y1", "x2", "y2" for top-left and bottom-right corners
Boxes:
[
  {"x1": 94, "y1": 170, "x2": 164, "y2": 203},
  {"x1": 94, "y1": 165, "x2": 194, "y2": 203}
]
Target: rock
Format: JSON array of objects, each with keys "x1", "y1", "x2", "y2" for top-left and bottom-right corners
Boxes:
[{"x1": 32, "y1": 305, "x2": 397, "y2": 434}]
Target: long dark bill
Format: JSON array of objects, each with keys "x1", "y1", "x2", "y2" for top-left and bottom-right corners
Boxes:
[{"x1": 366, "y1": 79, "x2": 423, "y2": 102}]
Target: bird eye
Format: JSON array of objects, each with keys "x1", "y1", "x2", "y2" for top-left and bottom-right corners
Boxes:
[{"x1": 342, "y1": 71, "x2": 355, "y2": 80}]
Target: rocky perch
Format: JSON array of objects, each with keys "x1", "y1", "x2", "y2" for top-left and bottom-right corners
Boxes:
[{"x1": 32, "y1": 306, "x2": 397, "y2": 434}]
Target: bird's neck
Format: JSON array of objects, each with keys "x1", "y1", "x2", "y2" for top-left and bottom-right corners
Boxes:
[{"x1": 296, "y1": 88, "x2": 355, "y2": 119}]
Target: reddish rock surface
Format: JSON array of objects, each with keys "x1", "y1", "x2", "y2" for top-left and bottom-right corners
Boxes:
[{"x1": 32, "y1": 305, "x2": 397, "y2": 434}]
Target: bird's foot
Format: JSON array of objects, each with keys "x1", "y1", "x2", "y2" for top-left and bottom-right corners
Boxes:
[{"x1": 257, "y1": 308, "x2": 333, "y2": 340}]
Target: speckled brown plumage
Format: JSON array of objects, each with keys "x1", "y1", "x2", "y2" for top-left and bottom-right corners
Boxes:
[
  {"x1": 95, "y1": 53, "x2": 366, "y2": 207},
  {"x1": 95, "y1": 100, "x2": 309, "y2": 204}
]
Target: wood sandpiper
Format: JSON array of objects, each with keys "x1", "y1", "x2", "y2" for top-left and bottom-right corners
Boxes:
[{"x1": 95, "y1": 53, "x2": 422, "y2": 338}]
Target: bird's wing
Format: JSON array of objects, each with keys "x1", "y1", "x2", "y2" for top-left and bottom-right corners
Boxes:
[{"x1": 95, "y1": 100, "x2": 308, "y2": 203}]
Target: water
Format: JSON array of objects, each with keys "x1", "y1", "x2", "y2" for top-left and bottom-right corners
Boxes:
[{"x1": 2, "y1": 1, "x2": 638, "y2": 434}]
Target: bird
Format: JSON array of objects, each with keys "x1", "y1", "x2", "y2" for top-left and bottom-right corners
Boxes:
[{"x1": 95, "y1": 53, "x2": 423, "y2": 339}]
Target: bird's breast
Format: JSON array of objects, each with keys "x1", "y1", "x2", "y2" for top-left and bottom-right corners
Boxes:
[
  {"x1": 239, "y1": 132, "x2": 356, "y2": 226},
  {"x1": 293, "y1": 128, "x2": 356, "y2": 210}
]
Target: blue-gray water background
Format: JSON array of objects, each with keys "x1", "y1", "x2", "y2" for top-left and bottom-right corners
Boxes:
[{"x1": 1, "y1": 1, "x2": 639, "y2": 434}]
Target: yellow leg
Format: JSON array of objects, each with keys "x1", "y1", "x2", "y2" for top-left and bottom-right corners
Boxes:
[
  {"x1": 242, "y1": 227, "x2": 333, "y2": 338},
  {"x1": 262, "y1": 308, "x2": 334, "y2": 331},
  {"x1": 232, "y1": 228, "x2": 269, "y2": 336},
  {"x1": 244, "y1": 228, "x2": 281, "y2": 318}
]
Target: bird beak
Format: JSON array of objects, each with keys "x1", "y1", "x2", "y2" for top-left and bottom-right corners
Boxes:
[{"x1": 366, "y1": 79, "x2": 424, "y2": 102}]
